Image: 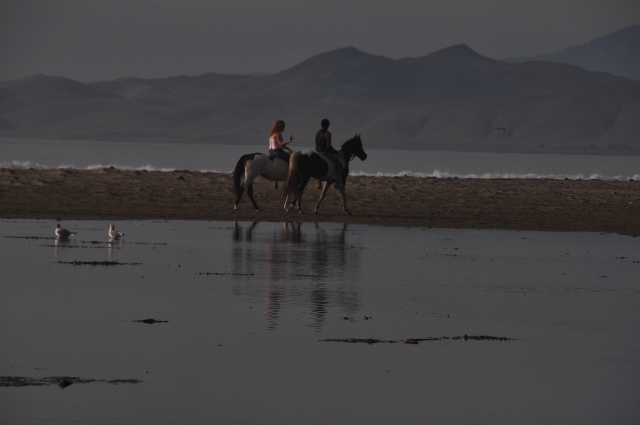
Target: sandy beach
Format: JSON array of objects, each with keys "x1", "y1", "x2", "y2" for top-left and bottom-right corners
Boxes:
[{"x1": 1, "y1": 168, "x2": 638, "y2": 236}]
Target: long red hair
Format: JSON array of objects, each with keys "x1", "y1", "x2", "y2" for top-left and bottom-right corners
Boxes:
[{"x1": 270, "y1": 120, "x2": 285, "y2": 136}]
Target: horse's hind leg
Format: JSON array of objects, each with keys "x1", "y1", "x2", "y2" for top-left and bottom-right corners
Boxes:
[
  {"x1": 284, "y1": 190, "x2": 302, "y2": 213},
  {"x1": 247, "y1": 184, "x2": 261, "y2": 211},
  {"x1": 286, "y1": 176, "x2": 309, "y2": 214},
  {"x1": 233, "y1": 187, "x2": 245, "y2": 211},
  {"x1": 295, "y1": 176, "x2": 312, "y2": 214},
  {"x1": 339, "y1": 188, "x2": 351, "y2": 215},
  {"x1": 235, "y1": 166, "x2": 261, "y2": 211},
  {"x1": 283, "y1": 192, "x2": 293, "y2": 212},
  {"x1": 313, "y1": 182, "x2": 330, "y2": 214}
]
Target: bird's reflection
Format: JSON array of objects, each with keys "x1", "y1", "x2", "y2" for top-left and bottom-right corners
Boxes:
[
  {"x1": 54, "y1": 235, "x2": 124, "y2": 262},
  {"x1": 108, "y1": 238, "x2": 124, "y2": 261},
  {"x1": 54, "y1": 237, "x2": 73, "y2": 261},
  {"x1": 54, "y1": 237, "x2": 72, "y2": 247},
  {"x1": 231, "y1": 221, "x2": 361, "y2": 331}
]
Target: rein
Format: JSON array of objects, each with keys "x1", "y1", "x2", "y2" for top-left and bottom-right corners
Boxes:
[
  {"x1": 341, "y1": 138, "x2": 360, "y2": 162},
  {"x1": 338, "y1": 150, "x2": 355, "y2": 162}
]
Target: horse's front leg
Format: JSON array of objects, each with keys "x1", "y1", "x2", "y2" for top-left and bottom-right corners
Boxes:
[
  {"x1": 339, "y1": 187, "x2": 351, "y2": 215},
  {"x1": 314, "y1": 182, "x2": 330, "y2": 214}
]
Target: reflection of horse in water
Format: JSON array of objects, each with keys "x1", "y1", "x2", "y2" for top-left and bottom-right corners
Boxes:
[
  {"x1": 283, "y1": 135, "x2": 367, "y2": 215},
  {"x1": 230, "y1": 222, "x2": 360, "y2": 331},
  {"x1": 233, "y1": 221, "x2": 300, "y2": 243},
  {"x1": 232, "y1": 153, "x2": 290, "y2": 212}
]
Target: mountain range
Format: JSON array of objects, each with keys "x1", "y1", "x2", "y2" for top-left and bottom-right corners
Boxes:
[
  {"x1": 504, "y1": 25, "x2": 640, "y2": 81},
  {"x1": 1, "y1": 28, "x2": 639, "y2": 155}
]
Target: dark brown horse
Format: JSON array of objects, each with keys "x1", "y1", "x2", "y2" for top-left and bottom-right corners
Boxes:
[{"x1": 283, "y1": 135, "x2": 367, "y2": 215}]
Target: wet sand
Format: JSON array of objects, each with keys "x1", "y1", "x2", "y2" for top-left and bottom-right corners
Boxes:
[{"x1": 1, "y1": 168, "x2": 638, "y2": 236}]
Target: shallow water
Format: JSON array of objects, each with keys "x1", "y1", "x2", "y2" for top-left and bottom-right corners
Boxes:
[{"x1": 1, "y1": 220, "x2": 639, "y2": 424}]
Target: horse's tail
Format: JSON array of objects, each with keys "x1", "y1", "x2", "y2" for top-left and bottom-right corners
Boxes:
[
  {"x1": 233, "y1": 154, "x2": 257, "y2": 197},
  {"x1": 283, "y1": 151, "x2": 301, "y2": 200}
]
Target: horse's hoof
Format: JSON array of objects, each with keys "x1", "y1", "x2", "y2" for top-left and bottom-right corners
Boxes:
[
  {"x1": 345, "y1": 210, "x2": 352, "y2": 216},
  {"x1": 233, "y1": 205, "x2": 238, "y2": 212},
  {"x1": 255, "y1": 208, "x2": 262, "y2": 212}
]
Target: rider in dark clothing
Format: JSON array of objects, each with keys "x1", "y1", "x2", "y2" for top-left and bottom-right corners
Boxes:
[
  {"x1": 315, "y1": 119, "x2": 343, "y2": 189},
  {"x1": 315, "y1": 119, "x2": 337, "y2": 155}
]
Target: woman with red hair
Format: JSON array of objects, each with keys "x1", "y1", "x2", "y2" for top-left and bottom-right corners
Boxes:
[{"x1": 268, "y1": 120, "x2": 294, "y2": 161}]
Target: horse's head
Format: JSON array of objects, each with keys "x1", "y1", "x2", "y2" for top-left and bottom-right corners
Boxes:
[{"x1": 341, "y1": 134, "x2": 367, "y2": 161}]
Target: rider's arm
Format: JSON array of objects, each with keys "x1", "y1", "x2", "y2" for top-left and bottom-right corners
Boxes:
[{"x1": 281, "y1": 134, "x2": 294, "y2": 147}]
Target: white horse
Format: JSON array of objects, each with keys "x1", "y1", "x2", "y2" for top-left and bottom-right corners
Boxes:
[{"x1": 233, "y1": 153, "x2": 290, "y2": 211}]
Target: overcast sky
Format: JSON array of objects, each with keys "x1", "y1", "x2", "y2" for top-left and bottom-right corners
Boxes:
[{"x1": 1, "y1": 0, "x2": 639, "y2": 82}]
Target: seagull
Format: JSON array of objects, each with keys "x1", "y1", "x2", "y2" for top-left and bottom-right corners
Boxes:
[
  {"x1": 55, "y1": 223, "x2": 76, "y2": 238},
  {"x1": 109, "y1": 224, "x2": 125, "y2": 239}
]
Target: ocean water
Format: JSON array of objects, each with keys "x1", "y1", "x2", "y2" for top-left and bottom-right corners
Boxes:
[
  {"x1": 1, "y1": 137, "x2": 639, "y2": 180},
  {"x1": 1, "y1": 219, "x2": 639, "y2": 425}
]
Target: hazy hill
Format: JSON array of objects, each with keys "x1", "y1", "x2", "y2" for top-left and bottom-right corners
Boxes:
[
  {"x1": 1, "y1": 43, "x2": 639, "y2": 155},
  {"x1": 505, "y1": 25, "x2": 640, "y2": 80}
]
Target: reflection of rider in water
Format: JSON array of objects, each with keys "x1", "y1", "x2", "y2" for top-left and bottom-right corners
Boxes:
[
  {"x1": 269, "y1": 120, "x2": 294, "y2": 162},
  {"x1": 315, "y1": 118, "x2": 344, "y2": 189}
]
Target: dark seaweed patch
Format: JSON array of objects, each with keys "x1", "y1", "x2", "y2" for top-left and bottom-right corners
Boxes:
[
  {"x1": 0, "y1": 375, "x2": 142, "y2": 388},
  {"x1": 320, "y1": 335, "x2": 517, "y2": 345},
  {"x1": 319, "y1": 338, "x2": 397, "y2": 345},
  {"x1": 133, "y1": 318, "x2": 168, "y2": 324},
  {"x1": 56, "y1": 260, "x2": 141, "y2": 266}
]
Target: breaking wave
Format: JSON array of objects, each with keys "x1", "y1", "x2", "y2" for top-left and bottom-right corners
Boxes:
[
  {"x1": 1, "y1": 160, "x2": 54, "y2": 170},
  {"x1": 0, "y1": 160, "x2": 230, "y2": 174},
  {"x1": 1, "y1": 160, "x2": 637, "y2": 181},
  {"x1": 349, "y1": 170, "x2": 640, "y2": 181},
  {"x1": 85, "y1": 163, "x2": 179, "y2": 172}
]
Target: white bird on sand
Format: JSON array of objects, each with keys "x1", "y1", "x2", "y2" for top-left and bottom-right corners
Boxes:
[
  {"x1": 109, "y1": 224, "x2": 125, "y2": 239},
  {"x1": 55, "y1": 223, "x2": 76, "y2": 238}
]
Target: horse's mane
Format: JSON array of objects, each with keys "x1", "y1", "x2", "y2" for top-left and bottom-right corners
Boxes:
[
  {"x1": 340, "y1": 134, "x2": 361, "y2": 160},
  {"x1": 340, "y1": 134, "x2": 360, "y2": 148}
]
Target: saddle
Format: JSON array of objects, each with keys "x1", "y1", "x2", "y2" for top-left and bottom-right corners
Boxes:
[
  {"x1": 317, "y1": 152, "x2": 343, "y2": 170},
  {"x1": 268, "y1": 153, "x2": 289, "y2": 162}
]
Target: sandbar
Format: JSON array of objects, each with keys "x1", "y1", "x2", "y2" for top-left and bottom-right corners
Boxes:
[{"x1": 1, "y1": 168, "x2": 638, "y2": 236}]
